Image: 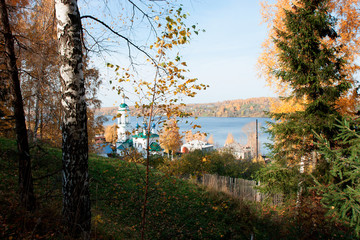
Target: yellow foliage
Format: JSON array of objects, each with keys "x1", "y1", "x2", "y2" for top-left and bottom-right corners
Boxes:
[
  {"x1": 258, "y1": 0, "x2": 360, "y2": 115},
  {"x1": 185, "y1": 130, "x2": 206, "y2": 142},
  {"x1": 270, "y1": 97, "x2": 305, "y2": 114},
  {"x1": 252, "y1": 156, "x2": 265, "y2": 164},
  {"x1": 104, "y1": 123, "x2": 118, "y2": 144},
  {"x1": 207, "y1": 135, "x2": 214, "y2": 145},
  {"x1": 225, "y1": 133, "x2": 235, "y2": 145},
  {"x1": 159, "y1": 119, "x2": 183, "y2": 153}
]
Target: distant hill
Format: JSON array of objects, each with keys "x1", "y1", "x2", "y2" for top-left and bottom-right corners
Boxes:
[{"x1": 95, "y1": 97, "x2": 277, "y2": 118}]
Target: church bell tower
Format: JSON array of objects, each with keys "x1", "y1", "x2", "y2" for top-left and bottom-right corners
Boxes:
[{"x1": 117, "y1": 96, "x2": 131, "y2": 142}]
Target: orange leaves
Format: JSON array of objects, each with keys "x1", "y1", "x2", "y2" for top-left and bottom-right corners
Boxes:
[
  {"x1": 104, "y1": 123, "x2": 118, "y2": 144},
  {"x1": 185, "y1": 130, "x2": 206, "y2": 142},
  {"x1": 270, "y1": 97, "x2": 305, "y2": 115},
  {"x1": 179, "y1": 30, "x2": 186, "y2": 36},
  {"x1": 258, "y1": 0, "x2": 360, "y2": 115},
  {"x1": 159, "y1": 118, "x2": 183, "y2": 154},
  {"x1": 225, "y1": 133, "x2": 235, "y2": 145}
]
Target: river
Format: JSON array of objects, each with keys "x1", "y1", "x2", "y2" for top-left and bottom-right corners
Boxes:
[{"x1": 103, "y1": 116, "x2": 272, "y2": 155}]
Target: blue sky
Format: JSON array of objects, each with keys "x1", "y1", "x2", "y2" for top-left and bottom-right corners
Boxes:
[
  {"x1": 83, "y1": 0, "x2": 277, "y2": 107},
  {"x1": 180, "y1": 0, "x2": 276, "y2": 103}
]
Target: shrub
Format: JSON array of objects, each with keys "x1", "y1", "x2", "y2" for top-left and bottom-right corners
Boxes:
[{"x1": 159, "y1": 150, "x2": 265, "y2": 180}]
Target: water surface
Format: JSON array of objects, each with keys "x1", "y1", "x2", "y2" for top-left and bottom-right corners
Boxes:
[{"x1": 103, "y1": 116, "x2": 272, "y2": 154}]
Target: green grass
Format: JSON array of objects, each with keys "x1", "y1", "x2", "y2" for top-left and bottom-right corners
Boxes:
[
  {"x1": 0, "y1": 137, "x2": 355, "y2": 239},
  {"x1": 88, "y1": 152, "x2": 256, "y2": 239},
  {"x1": 0, "y1": 137, "x2": 256, "y2": 239}
]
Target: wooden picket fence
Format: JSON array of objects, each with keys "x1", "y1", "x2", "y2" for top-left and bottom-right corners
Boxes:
[{"x1": 188, "y1": 174, "x2": 283, "y2": 205}]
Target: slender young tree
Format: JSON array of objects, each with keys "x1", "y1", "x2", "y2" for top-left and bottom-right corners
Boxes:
[
  {"x1": 55, "y1": 0, "x2": 90, "y2": 238},
  {"x1": 0, "y1": 0, "x2": 36, "y2": 211},
  {"x1": 108, "y1": 6, "x2": 207, "y2": 238}
]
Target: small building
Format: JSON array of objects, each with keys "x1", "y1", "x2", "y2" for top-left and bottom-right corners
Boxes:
[
  {"x1": 95, "y1": 134, "x2": 106, "y2": 144},
  {"x1": 181, "y1": 140, "x2": 214, "y2": 153},
  {"x1": 97, "y1": 143, "x2": 114, "y2": 157},
  {"x1": 222, "y1": 142, "x2": 253, "y2": 160}
]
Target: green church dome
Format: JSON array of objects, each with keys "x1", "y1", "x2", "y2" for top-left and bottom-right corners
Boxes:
[{"x1": 119, "y1": 103, "x2": 128, "y2": 108}]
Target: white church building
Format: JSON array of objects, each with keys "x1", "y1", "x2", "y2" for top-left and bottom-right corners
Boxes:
[
  {"x1": 115, "y1": 98, "x2": 163, "y2": 155},
  {"x1": 181, "y1": 140, "x2": 214, "y2": 153}
]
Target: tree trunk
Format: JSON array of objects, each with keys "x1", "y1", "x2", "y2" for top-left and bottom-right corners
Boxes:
[
  {"x1": 0, "y1": 0, "x2": 36, "y2": 211},
  {"x1": 40, "y1": 103, "x2": 43, "y2": 139},
  {"x1": 55, "y1": 0, "x2": 91, "y2": 238},
  {"x1": 33, "y1": 58, "x2": 46, "y2": 142},
  {"x1": 33, "y1": 76, "x2": 41, "y2": 142}
]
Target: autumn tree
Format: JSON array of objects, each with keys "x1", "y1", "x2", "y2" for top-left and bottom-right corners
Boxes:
[
  {"x1": 207, "y1": 134, "x2": 214, "y2": 144},
  {"x1": 55, "y1": 0, "x2": 90, "y2": 238},
  {"x1": 108, "y1": 5, "x2": 206, "y2": 239},
  {"x1": 185, "y1": 130, "x2": 206, "y2": 142},
  {"x1": 258, "y1": 0, "x2": 360, "y2": 114},
  {"x1": 225, "y1": 132, "x2": 235, "y2": 145},
  {"x1": 159, "y1": 118, "x2": 183, "y2": 157},
  {"x1": 16, "y1": 0, "x2": 102, "y2": 149},
  {"x1": 104, "y1": 123, "x2": 117, "y2": 144},
  {"x1": 184, "y1": 130, "x2": 194, "y2": 142},
  {"x1": 0, "y1": 0, "x2": 36, "y2": 211},
  {"x1": 19, "y1": 0, "x2": 58, "y2": 142}
]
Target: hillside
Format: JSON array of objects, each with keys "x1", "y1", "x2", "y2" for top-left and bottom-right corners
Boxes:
[
  {"x1": 0, "y1": 137, "x2": 267, "y2": 239},
  {"x1": 1, "y1": 137, "x2": 353, "y2": 239},
  {"x1": 95, "y1": 97, "x2": 277, "y2": 118}
]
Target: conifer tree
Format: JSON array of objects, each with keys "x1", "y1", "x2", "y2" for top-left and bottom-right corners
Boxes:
[
  {"x1": 267, "y1": 0, "x2": 351, "y2": 168},
  {"x1": 260, "y1": 0, "x2": 353, "y2": 202},
  {"x1": 315, "y1": 118, "x2": 360, "y2": 236}
]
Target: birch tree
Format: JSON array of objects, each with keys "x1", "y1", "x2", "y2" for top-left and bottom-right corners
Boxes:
[
  {"x1": 108, "y1": 6, "x2": 207, "y2": 238},
  {"x1": 55, "y1": 0, "x2": 90, "y2": 238}
]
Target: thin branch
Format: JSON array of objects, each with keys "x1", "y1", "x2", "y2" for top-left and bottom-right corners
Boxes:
[
  {"x1": 80, "y1": 15, "x2": 158, "y2": 66},
  {"x1": 21, "y1": 69, "x2": 38, "y2": 80},
  {"x1": 130, "y1": 4, "x2": 136, "y2": 30},
  {"x1": 126, "y1": 0, "x2": 157, "y2": 35},
  {"x1": 80, "y1": 23, "x2": 91, "y2": 53},
  {"x1": 33, "y1": 168, "x2": 62, "y2": 181}
]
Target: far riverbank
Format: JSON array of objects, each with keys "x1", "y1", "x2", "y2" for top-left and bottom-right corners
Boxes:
[{"x1": 102, "y1": 116, "x2": 272, "y2": 155}]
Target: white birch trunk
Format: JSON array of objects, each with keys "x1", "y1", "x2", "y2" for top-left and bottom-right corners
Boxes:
[{"x1": 55, "y1": 0, "x2": 90, "y2": 238}]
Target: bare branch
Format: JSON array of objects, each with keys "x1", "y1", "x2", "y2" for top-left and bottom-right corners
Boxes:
[
  {"x1": 126, "y1": 0, "x2": 157, "y2": 35},
  {"x1": 81, "y1": 15, "x2": 158, "y2": 66}
]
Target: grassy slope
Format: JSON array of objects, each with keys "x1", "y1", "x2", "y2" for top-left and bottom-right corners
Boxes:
[
  {"x1": 0, "y1": 137, "x2": 273, "y2": 239},
  {"x1": 0, "y1": 137, "x2": 354, "y2": 239}
]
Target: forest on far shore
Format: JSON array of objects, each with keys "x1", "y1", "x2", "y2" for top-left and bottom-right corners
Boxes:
[{"x1": 95, "y1": 97, "x2": 276, "y2": 118}]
